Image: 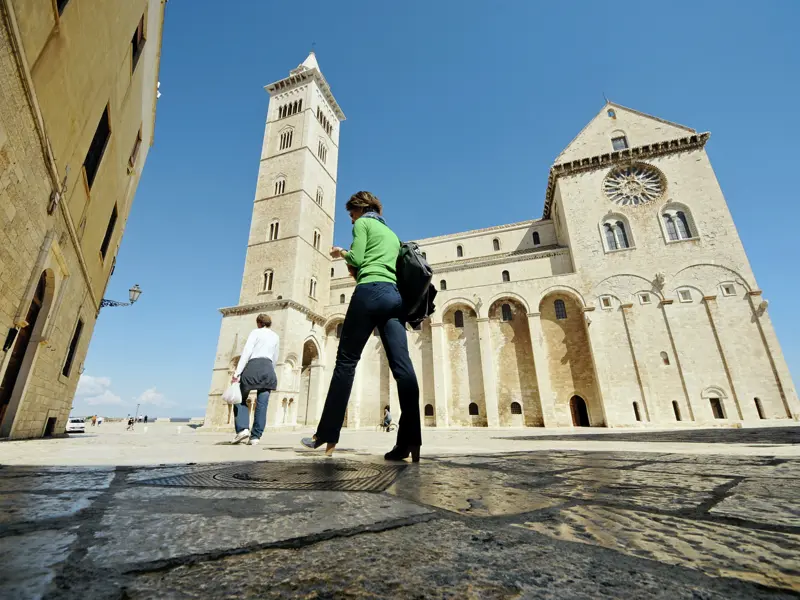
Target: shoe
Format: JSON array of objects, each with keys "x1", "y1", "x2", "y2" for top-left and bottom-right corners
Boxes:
[
  {"x1": 301, "y1": 436, "x2": 336, "y2": 456},
  {"x1": 248, "y1": 438, "x2": 259, "y2": 446},
  {"x1": 232, "y1": 429, "x2": 250, "y2": 445},
  {"x1": 384, "y1": 445, "x2": 420, "y2": 463}
]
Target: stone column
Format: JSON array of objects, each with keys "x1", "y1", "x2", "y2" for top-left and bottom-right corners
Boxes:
[
  {"x1": 703, "y1": 295, "x2": 744, "y2": 420},
  {"x1": 305, "y1": 364, "x2": 324, "y2": 426},
  {"x1": 748, "y1": 291, "x2": 800, "y2": 420},
  {"x1": 526, "y1": 313, "x2": 557, "y2": 427},
  {"x1": 618, "y1": 303, "x2": 650, "y2": 422},
  {"x1": 476, "y1": 318, "x2": 500, "y2": 427},
  {"x1": 430, "y1": 322, "x2": 449, "y2": 428}
]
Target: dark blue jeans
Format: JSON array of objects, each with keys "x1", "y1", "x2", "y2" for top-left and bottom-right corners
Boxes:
[
  {"x1": 316, "y1": 282, "x2": 421, "y2": 447},
  {"x1": 234, "y1": 389, "x2": 270, "y2": 439}
]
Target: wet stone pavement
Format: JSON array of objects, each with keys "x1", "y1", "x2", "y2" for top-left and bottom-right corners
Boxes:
[{"x1": 2, "y1": 435, "x2": 800, "y2": 598}]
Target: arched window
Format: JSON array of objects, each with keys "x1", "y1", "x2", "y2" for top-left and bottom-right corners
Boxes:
[
  {"x1": 274, "y1": 177, "x2": 286, "y2": 195},
  {"x1": 709, "y1": 397, "x2": 725, "y2": 419},
  {"x1": 554, "y1": 299, "x2": 567, "y2": 320},
  {"x1": 662, "y1": 205, "x2": 696, "y2": 241},
  {"x1": 330, "y1": 267, "x2": 335, "y2": 277},
  {"x1": 633, "y1": 402, "x2": 641, "y2": 421},
  {"x1": 493, "y1": 238, "x2": 500, "y2": 251},
  {"x1": 268, "y1": 221, "x2": 279, "y2": 241},
  {"x1": 454, "y1": 310, "x2": 464, "y2": 328},
  {"x1": 297, "y1": 99, "x2": 302, "y2": 112},
  {"x1": 468, "y1": 402, "x2": 479, "y2": 416},
  {"x1": 422, "y1": 252, "x2": 427, "y2": 260},
  {"x1": 501, "y1": 303, "x2": 513, "y2": 322},
  {"x1": 456, "y1": 245, "x2": 463, "y2": 258},
  {"x1": 602, "y1": 216, "x2": 632, "y2": 251},
  {"x1": 754, "y1": 397, "x2": 765, "y2": 419},
  {"x1": 672, "y1": 401, "x2": 681, "y2": 421},
  {"x1": 615, "y1": 222, "x2": 630, "y2": 248},
  {"x1": 316, "y1": 187, "x2": 323, "y2": 205},
  {"x1": 424, "y1": 404, "x2": 434, "y2": 417},
  {"x1": 263, "y1": 270, "x2": 274, "y2": 292},
  {"x1": 607, "y1": 109, "x2": 616, "y2": 118},
  {"x1": 502, "y1": 270, "x2": 510, "y2": 282},
  {"x1": 317, "y1": 141, "x2": 327, "y2": 163},
  {"x1": 532, "y1": 231, "x2": 540, "y2": 245},
  {"x1": 439, "y1": 280, "x2": 447, "y2": 291},
  {"x1": 604, "y1": 223, "x2": 618, "y2": 250},
  {"x1": 335, "y1": 323, "x2": 343, "y2": 338},
  {"x1": 660, "y1": 351, "x2": 670, "y2": 366},
  {"x1": 279, "y1": 129, "x2": 293, "y2": 150},
  {"x1": 339, "y1": 294, "x2": 345, "y2": 304},
  {"x1": 309, "y1": 277, "x2": 317, "y2": 298},
  {"x1": 675, "y1": 211, "x2": 691, "y2": 239},
  {"x1": 313, "y1": 229, "x2": 321, "y2": 250},
  {"x1": 510, "y1": 402, "x2": 522, "y2": 415},
  {"x1": 663, "y1": 214, "x2": 678, "y2": 241},
  {"x1": 611, "y1": 135, "x2": 629, "y2": 151}
]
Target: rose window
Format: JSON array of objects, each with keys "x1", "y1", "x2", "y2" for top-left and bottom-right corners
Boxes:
[{"x1": 603, "y1": 163, "x2": 665, "y2": 206}]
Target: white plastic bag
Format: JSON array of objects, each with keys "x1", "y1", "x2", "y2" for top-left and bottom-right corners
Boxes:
[{"x1": 222, "y1": 383, "x2": 242, "y2": 405}]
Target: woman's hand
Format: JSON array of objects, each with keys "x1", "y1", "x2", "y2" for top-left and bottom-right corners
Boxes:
[
  {"x1": 231, "y1": 376, "x2": 240, "y2": 384},
  {"x1": 330, "y1": 246, "x2": 346, "y2": 259}
]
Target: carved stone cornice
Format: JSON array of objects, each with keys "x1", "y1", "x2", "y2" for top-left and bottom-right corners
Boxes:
[
  {"x1": 411, "y1": 219, "x2": 542, "y2": 245},
  {"x1": 266, "y1": 68, "x2": 345, "y2": 121},
  {"x1": 220, "y1": 299, "x2": 326, "y2": 326},
  {"x1": 543, "y1": 132, "x2": 711, "y2": 219}
]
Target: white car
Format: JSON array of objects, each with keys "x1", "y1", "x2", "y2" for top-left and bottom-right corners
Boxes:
[{"x1": 66, "y1": 417, "x2": 85, "y2": 434}]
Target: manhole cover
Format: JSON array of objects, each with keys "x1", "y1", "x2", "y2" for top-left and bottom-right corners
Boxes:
[{"x1": 136, "y1": 460, "x2": 406, "y2": 492}]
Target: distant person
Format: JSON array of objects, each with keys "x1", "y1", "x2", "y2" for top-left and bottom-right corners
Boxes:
[
  {"x1": 144, "y1": 415, "x2": 148, "y2": 424},
  {"x1": 91, "y1": 415, "x2": 97, "y2": 427},
  {"x1": 97, "y1": 416, "x2": 103, "y2": 426},
  {"x1": 231, "y1": 313, "x2": 279, "y2": 446},
  {"x1": 383, "y1": 406, "x2": 392, "y2": 431},
  {"x1": 301, "y1": 191, "x2": 421, "y2": 461},
  {"x1": 126, "y1": 417, "x2": 135, "y2": 431}
]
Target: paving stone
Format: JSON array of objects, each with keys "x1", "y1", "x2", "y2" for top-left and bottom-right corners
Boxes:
[
  {"x1": 710, "y1": 494, "x2": 800, "y2": 527},
  {"x1": 515, "y1": 505, "x2": 800, "y2": 591},
  {"x1": 536, "y1": 480, "x2": 711, "y2": 512},
  {"x1": 633, "y1": 462, "x2": 784, "y2": 478},
  {"x1": 722, "y1": 478, "x2": 800, "y2": 500},
  {"x1": 125, "y1": 519, "x2": 790, "y2": 600},
  {"x1": 0, "y1": 471, "x2": 114, "y2": 492},
  {"x1": 385, "y1": 464, "x2": 563, "y2": 516},
  {"x1": 0, "y1": 491, "x2": 100, "y2": 525},
  {"x1": 86, "y1": 487, "x2": 432, "y2": 567},
  {"x1": 0, "y1": 529, "x2": 77, "y2": 600},
  {"x1": 770, "y1": 461, "x2": 800, "y2": 479},
  {"x1": 559, "y1": 467, "x2": 731, "y2": 492}
]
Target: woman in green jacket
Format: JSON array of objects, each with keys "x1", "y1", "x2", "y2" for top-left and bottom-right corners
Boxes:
[{"x1": 302, "y1": 191, "x2": 421, "y2": 461}]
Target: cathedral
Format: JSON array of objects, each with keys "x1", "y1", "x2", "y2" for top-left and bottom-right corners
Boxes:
[{"x1": 203, "y1": 53, "x2": 799, "y2": 431}]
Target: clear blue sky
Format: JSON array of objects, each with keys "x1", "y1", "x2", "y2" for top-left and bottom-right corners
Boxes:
[{"x1": 73, "y1": 1, "x2": 800, "y2": 417}]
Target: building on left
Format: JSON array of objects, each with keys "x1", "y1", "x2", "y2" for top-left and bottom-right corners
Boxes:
[{"x1": 0, "y1": 0, "x2": 165, "y2": 439}]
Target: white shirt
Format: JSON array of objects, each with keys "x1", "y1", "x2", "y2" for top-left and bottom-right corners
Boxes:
[{"x1": 235, "y1": 327, "x2": 280, "y2": 377}]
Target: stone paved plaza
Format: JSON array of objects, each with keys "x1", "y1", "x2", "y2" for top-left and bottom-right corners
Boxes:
[{"x1": 1, "y1": 424, "x2": 800, "y2": 599}]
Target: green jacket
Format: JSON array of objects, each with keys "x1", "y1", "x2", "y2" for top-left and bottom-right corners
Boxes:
[{"x1": 345, "y1": 214, "x2": 400, "y2": 284}]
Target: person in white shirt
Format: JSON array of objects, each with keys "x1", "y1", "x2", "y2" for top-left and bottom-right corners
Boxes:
[{"x1": 231, "y1": 313, "x2": 279, "y2": 446}]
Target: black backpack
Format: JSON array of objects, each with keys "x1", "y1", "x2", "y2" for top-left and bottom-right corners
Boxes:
[{"x1": 395, "y1": 241, "x2": 437, "y2": 326}]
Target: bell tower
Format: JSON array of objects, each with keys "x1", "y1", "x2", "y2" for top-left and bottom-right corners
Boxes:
[{"x1": 203, "y1": 53, "x2": 345, "y2": 430}]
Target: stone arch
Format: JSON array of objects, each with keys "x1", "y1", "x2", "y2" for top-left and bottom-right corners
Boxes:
[
  {"x1": 535, "y1": 285, "x2": 588, "y2": 310},
  {"x1": 488, "y1": 297, "x2": 542, "y2": 427},
  {"x1": 539, "y1": 290, "x2": 604, "y2": 427},
  {"x1": 487, "y1": 291, "x2": 532, "y2": 315},
  {"x1": 671, "y1": 264, "x2": 753, "y2": 294},
  {"x1": 298, "y1": 338, "x2": 321, "y2": 426},
  {"x1": 594, "y1": 273, "x2": 665, "y2": 305},
  {"x1": 598, "y1": 212, "x2": 635, "y2": 251},
  {"x1": 443, "y1": 303, "x2": 485, "y2": 426},
  {"x1": 440, "y1": 297, "x2": 479, "y2": 317},
  {"x1": 701, "y1": 386, "x2": 729, "y2": 420},
  {"x1": 0, "y1": 269, "x2": 57, "y2": 438},
  {"x1": 658, "y1": 200, "x2": 699, "y2": 242}
]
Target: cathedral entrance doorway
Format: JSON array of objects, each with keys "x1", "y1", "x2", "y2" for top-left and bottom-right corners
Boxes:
[
  {"x1": 570, "y1": 395, "x2": 590, "y2": 427},
  {"x1": 0, "y1": 272, "x2": 47, "y2": 435},
  {"x1": 298, "y1": 340, "x2": 319, "y2": 426}
]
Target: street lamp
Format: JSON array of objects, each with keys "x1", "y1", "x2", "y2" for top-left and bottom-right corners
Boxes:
[{"x1": 100, "y1": 284, "x2": 142, "y2": 309}]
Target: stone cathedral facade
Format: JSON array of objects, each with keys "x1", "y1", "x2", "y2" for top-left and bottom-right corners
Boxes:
[{"x1": 203, "y1": 53, "x2": 799, "y2": 431}]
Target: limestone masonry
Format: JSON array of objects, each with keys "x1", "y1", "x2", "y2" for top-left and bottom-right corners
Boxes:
[
  {"x1": 0, "y1": 0, "x2": 164, "y2": 439},
  {"x1": 204, "y1": 53, "x2": 799, "y2": 431}
]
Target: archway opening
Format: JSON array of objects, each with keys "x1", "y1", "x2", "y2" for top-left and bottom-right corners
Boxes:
[
  {"x1": 298, "y1": 340, "x2": 319, "y2": 426},
  {"x1": 570, "y1": 395, "x2": 590, "y2": 427},
  {"x1": 0, "y1": 272, "x2": 48, "y2": 433}
]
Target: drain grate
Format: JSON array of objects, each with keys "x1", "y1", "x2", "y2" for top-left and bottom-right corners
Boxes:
[{"x1": 135, "y1": 460, "x2": 406, "y2": 492}]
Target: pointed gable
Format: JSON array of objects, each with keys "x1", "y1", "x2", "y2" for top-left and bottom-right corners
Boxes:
[{"x1": 555, "y1": 103, "x2": 695, "y2": 164}]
